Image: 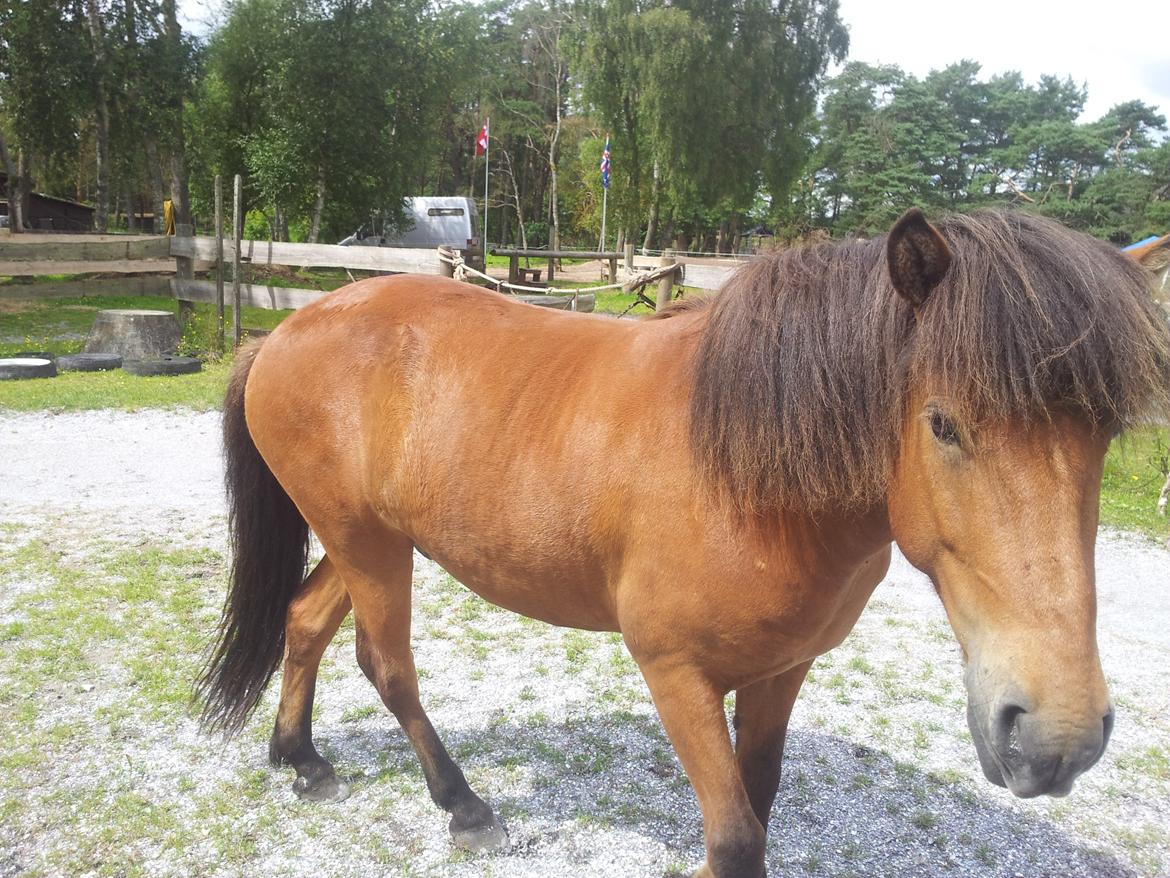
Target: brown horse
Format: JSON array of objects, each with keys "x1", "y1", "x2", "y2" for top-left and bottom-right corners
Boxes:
[{"x1": 198, "y1": 209, "x2": 1170, "y2": 878}]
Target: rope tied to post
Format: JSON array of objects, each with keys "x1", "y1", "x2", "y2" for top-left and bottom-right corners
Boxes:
[{"x1": 436, "y1": 247, "x2": 681, "y2": 297}]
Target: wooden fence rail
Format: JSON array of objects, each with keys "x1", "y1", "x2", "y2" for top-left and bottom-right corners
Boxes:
[
  {"x1": 0, "y1": 276, "x2": 172, "y2": 299},
  {"x1": 169, "y1": 237, "x2": 441, "y2": 275},
  {"x1": 171, "y1": 278, "x2": 327, "y2": 311},
  {"x1": 0, "y1": 234, "x2": 174, "y2": 276},
  {"x1": 169, "y1": 236, "x2": 444, "y2": 314}
]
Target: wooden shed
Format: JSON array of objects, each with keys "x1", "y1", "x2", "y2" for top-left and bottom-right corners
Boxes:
[{"x1": 0, "y1": 173, "x2": 95, "y2": 232}]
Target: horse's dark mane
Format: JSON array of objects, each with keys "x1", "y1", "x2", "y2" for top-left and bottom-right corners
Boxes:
[{"x1": 690, "y1": 209, "x2": 1170, "y2": 513}]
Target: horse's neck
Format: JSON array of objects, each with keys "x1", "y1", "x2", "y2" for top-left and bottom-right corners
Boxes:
[{"x1": 776, "y1": 503, "x2": 894, "y2": 571}]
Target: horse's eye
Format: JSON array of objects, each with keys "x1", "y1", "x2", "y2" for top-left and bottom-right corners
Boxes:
[{"x1": 930, "y1": 411, "x2": 961, "y2": 447}]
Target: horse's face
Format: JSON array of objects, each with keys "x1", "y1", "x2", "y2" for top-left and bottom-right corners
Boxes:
[
  {"x1": 882, "y1": 209, "x2": 1113, "y2": 798},
  {"x1": 887, "y1": 401, "x2": 1113, "y2": 797}
]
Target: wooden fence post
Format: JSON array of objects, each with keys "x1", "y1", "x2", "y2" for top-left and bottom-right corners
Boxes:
[
  {"x1": 438, "y1": 246, "x2": 455, "y2": 279},
  {"x1": 175, "y1": 222, "x2": 194, "y2": 326},
  {"x1": 656, "y1": 249, "x2": 679, "y2": 312},
  {"x1": 624, "y1": 243, "x2": 634, "y2": 271},
  {"x1": 214, "y1": 174, "x2": 225, "y2": 354},
  {"x1": 232, "y1": 174, "x2": 242, "y2": 348}
]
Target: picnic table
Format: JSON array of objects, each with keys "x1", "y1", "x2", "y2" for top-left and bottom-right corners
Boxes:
[{"x1": 489, "y1": 248, "x2": 623, "y2": 287}]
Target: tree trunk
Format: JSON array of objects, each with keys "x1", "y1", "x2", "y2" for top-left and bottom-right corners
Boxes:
[
  {"x1": 662, "y1": 211, "x2": 676, "y2": 253},
  {"x1": 14, "y1": 148, "x2": 34, "y2": 232},
  {"x1": 0, "y1": 131, "x2": 21, "y2": 233},
  {"x1": 162, "y1": 0, "x2": 190, "y2": 229},
  {"x1": 125, "y1": 184, "x2": 137, "y2": 231},
  {"x1": 308, "y1": 164, "x2": 326, "y2": 243},
  {"x1": 547, "y1": 46, "x2": 563, "y2": 255},
  {"x1": 500, "y1": 147, "x2": 528, "y2": 252},
  {"x1": 86, "y1": 0, "x2": 112, "y2": 232},
  {"x1": 144, "y1": 138, "x2": 167, "y2": 233},
  {"x1": 642, "y1": 161, "x2": 661, "y2": 254},
  {"x1": 170, "y1": 152, "x2": 190, "y2": 231}
]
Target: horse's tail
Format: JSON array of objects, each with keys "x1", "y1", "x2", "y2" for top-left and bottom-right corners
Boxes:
[{"x1": 197, "y1": 339, "x2": 310, "y2": 735}]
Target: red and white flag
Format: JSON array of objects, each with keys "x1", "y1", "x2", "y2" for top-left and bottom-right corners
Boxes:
[{"x1": 475, "y1": 121, "x2": 489, "y2": 156}]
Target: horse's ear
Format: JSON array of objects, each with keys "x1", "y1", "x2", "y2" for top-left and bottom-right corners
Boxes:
[{"x1": 886, "y1": 207, "x2": 952, "y2": 308}]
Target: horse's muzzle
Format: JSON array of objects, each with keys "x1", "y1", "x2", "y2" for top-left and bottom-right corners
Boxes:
[{"x1": 967, "y1": 693, "x2": 1114, "y2": 798}]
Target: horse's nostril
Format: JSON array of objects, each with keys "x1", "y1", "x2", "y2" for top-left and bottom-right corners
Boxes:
[{"x1": 995, "y1": 703, "x2": 1027, "y2": 761}]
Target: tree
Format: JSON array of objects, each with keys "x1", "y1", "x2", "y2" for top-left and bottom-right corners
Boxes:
[
  {"x1": 85, "y1": 0, "x2": 113, "y2": 231},
  {"x1": 0, "y1": 0, "x2": 90, "y2": 230},
  {"x1": 191, "y1": 0, "x2": 443, "y2": 242},
  {"x1": 803, "y1": 62, "x2": 1168, "y2": 244},
  {"x1": 578, "y1": 0, "x2": 847, "y2": 252}
]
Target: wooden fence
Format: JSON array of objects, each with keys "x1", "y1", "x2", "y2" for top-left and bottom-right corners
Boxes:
[
  {"x1": 0, "y1": 233, "x2": 443, "y2": 308},
  {"x1": 168, "y1": 236, "x2": 440, "y2": 312},
  {"x1": 0, "y1": 234, "x2": 174, "y2": 277},
  {"x1": 0, "y1": 233, "x2": 743, "y2": 321}
]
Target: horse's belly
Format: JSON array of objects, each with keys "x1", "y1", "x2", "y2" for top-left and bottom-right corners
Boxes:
[{"x1": 413, "y1": 527, "x2": 620, "y2": 632}]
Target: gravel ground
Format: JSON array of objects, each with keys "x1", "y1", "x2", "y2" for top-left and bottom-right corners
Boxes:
[{"x1": 1, "y1": 409, "x2": 1167, "y2": 878}]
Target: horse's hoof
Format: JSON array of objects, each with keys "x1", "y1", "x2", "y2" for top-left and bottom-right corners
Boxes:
[
  {"x1": 450, "y1": 814, "x2": 509, "y2": 853},
  {"x1": 292, "y1": 773, "x2": 351, "y2": 803}
]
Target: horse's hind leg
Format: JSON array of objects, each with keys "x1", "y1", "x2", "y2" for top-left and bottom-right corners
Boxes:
[
  {"x1": 269, "y1": 555, "x2": 353, "y2": 801},
  {"x1": 342, "y1": 535, "x2": 508, "y2": 853}
]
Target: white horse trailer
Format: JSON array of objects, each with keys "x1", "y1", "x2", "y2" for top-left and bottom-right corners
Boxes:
[{"x1": 340, "y1": 197, "x2": 482, "y2": 267}]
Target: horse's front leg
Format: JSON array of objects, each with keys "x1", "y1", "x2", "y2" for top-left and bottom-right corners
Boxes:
[
  {"x1": 637, "y1": 658, "x2": 766, "y2": 878},
  {"x1": 733, "y1": 661, "x2": 813, "y2": 829},
  {"x1": 269, "y1": 554, "x2": 353, "y2": 801}
]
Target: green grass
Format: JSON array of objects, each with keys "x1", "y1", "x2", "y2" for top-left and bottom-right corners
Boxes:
[
  {"x1": 0, "y1": 357, "x2": 233, "y2": 411},
  {"x1": 485, "y1": 253, "x2": 598, "y2": 270},
  {"x1": 1116, "y1": 744, "x2": 1170, "y2": 781},
  {"x1": 0, "y1": 537, "x2": 221, "y2": 723},
  {"x1": 0, "y1": 292, "x2": 296, "y2": 411},
  {"x1": 1100, "y1": 427, "x2": 1170, "y2": 540},
  {"x1": 0, "y1": 292, "x2": 292, "y2": 357},
  {"x1": 242, "y1": 266, "x2": 354, "y2": 292}
]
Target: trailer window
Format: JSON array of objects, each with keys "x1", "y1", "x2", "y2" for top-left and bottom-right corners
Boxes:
[{"x1": 427, "y1": 208, "x2": 465, "y2": 217}]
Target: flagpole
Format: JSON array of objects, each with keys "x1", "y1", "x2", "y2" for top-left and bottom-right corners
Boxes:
[
  {"x1": 482, "y1": 117, "x2": 490, "y2": 267},
  {"x1": 599, "y1": 186, "x2": 607, "y2": 253},
  {"x1": 599, "y1": 134, "x2": 609, "y2": 253}
]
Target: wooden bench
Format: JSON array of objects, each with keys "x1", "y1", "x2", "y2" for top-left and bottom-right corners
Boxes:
[
  {"x1": 518, "y1": 268, "x2": 542, "y2": 283},
  {"x1": 492, "y1": 247, "x2": 622, "y2": 287}
]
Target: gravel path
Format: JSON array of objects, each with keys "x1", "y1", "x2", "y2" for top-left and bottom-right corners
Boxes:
[{"x1": 1, "y1": 409, "x2": 1167, "y2": 878}]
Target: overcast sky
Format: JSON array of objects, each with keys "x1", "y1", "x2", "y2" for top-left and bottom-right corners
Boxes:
[
  {"x1": 836, "y1": 0, "x2": 1170, "y2": 123},
  {"x1": 179, "y1": 0, "x2": 1170, "y2": 125}
]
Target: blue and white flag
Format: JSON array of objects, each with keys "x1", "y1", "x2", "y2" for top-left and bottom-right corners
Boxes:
[{"x1": 600, "y1": 136, "x2": 611, "y2": 190}]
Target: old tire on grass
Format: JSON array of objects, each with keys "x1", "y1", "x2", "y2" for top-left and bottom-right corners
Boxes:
[
  {"x1": 122, "y1": 356, "x2": 202, "y2": 377},
  {"x1": 12, "y1": 351, "x2": 57, "y2": 362},
  {"x1": 57, "y1": 353, "x2": 124, "y2": 373},
  {"x1": 0, "y1": 357, "x2": 57, "y2": 380}
]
